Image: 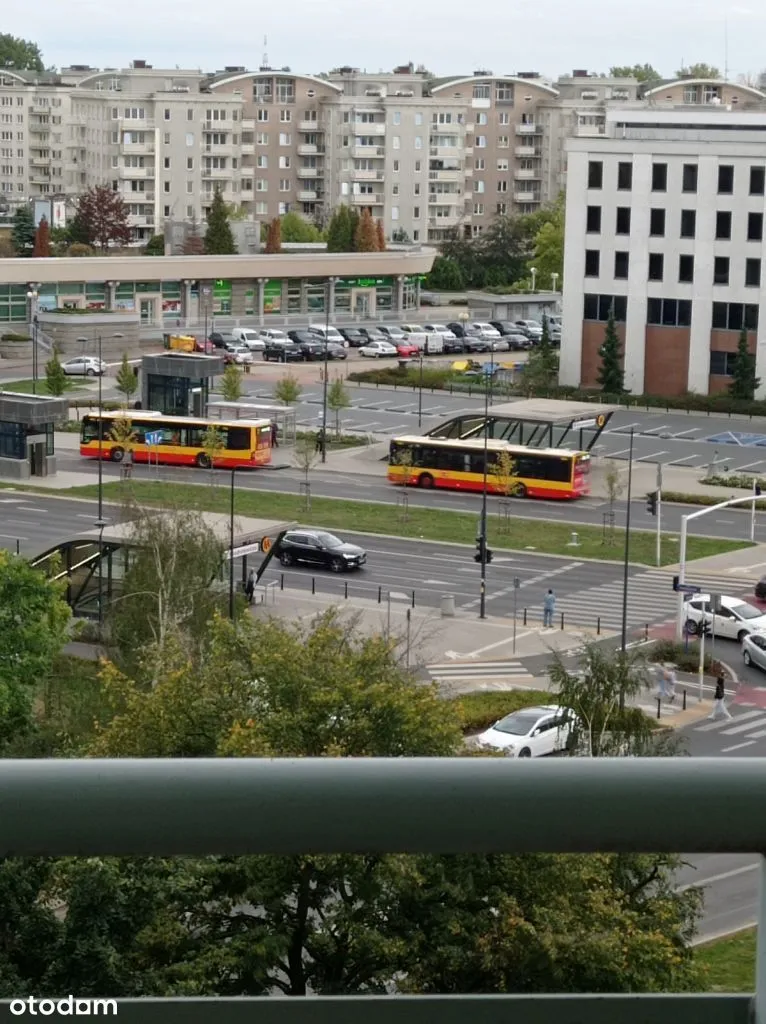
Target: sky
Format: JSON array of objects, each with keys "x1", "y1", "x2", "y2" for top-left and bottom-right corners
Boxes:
[{"x1": 5, "y1": 0, "x2": 766, "y2": 82}]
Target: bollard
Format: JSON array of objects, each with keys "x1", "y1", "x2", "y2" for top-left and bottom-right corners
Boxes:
[
  {"x1": 312, "y1": 577, "x2": 316, "y2": 595},
  {"x1": 523, "y1": 608, "x2": 528, "y2": 626},
  {"x1": 560, "y1": 612, "x2": 564, "y2": 630},
  {"x1": 15, "y1": 539, "x2": 20, "y2": 556},
  {"x1": 645, "y1": 623, "x2": 649, "y2": 641},
  {"x1": 378, "y1": 586, "x2": 382, "y2": 604},
  {"x1": 344, "y1": 581, "x2": 348, "y2": 600},
  {"x1": 411, "y1": 590, "x2": 416, "y2": 608},
  {"x1": 280, "y1": 573, "x2": 284, "y2": 591},
  {"x1": 682, "y1": 689, "x2": 687, "y2": 711},
  {"x1": 657, "y1": 698, "x2": 662, "y2": 720},
  {"x1": 597, "y1": 616, "x2": 601, "y2": 635}
]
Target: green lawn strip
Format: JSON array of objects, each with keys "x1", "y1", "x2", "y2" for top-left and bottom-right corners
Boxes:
[
  {"x1": 63, "y1": 480, "x2": 749, "y2": 566},
  {"x1": 695, "y1": 928, "x2": 755, "y2": 992},
  {"x1": 0, "y1": 378, "x2": 85, "y2": 395}
]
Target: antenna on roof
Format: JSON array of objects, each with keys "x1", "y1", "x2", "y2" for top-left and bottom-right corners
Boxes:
[
  {"x1": 263, "y1": 35, "x2": 269, "y2": 69},
  {"x1": 724, "y1": 17, "x2": 729, "y2": 81}
]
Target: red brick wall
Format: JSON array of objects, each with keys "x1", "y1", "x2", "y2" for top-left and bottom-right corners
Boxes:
[
  {"x1": 643, "y1": 327, "x2": 690, "y2": 397},
  {"x1": 710, "y1": 328, "x2": 756, "y2": 353},
  {"x1": 580, "y1": 321, "x2": 625, "y2": 388}
]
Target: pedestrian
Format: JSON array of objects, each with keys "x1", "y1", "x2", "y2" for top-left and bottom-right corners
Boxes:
[
  {"x1": 542, "y1": 588, "x2": 556, "y2": 629},
  {"x1": 270, "y1": 420, "x2": 278, "y2": 447},
  {"x1": 315, "y1": 426, "x2": 325, "y2": 454},
  {"x1": 244, "y1": 569, "x2": 255, "y2": 605},
  {"x1": 709, "y1": 675, "x2": 732, "y2": 721}
]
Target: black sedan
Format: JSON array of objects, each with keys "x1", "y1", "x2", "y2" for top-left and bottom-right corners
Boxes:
[
  {"x1": 209, "y1": 330, "x2": 237, "y2": 349},
  {"x1": 276, "y1": 529, "x2": 367, "y2": 572},
  {"x1": 263, "y1": 340, "x2": 304, "y2": 362},
  {"x1": 339, "y1": 327, "x2": 367, "y2": 347},
  {"x1": 288, "y1": 331, "x2": 347, "y2": 360}
]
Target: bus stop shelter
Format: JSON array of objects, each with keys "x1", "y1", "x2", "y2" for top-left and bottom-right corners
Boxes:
[
  {"x1": 0, "y1": 392, "x2": 68, "y2": 479},
  {"x1": 207, "y1": 401, "x2": 297, "y2": 446}
]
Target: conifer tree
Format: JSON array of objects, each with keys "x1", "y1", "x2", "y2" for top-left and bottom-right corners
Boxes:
[
  {"x1": 204, "y1": 188, "x2": 236, "y2": 255},
  {"x1": 596, "y1": 305, "x2": 625, "y2": 394}
]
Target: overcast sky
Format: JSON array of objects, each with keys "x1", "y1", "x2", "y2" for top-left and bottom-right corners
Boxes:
[{"x1": 6, "y1": 0, "x2": 764, "y2": 82}]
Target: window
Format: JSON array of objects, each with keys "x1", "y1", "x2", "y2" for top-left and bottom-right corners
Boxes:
[
  {"x1": 414, "y1": 183, "x2": 420, "y2": 195},
  {"x1": 279, "y1": 109, "x2": 291, "y2": 122},
  {"x1": 473, "y1": 202, "x2": 484, "y2": 215},
  {"x1": 392, "y1": 111, "x2": 401, "y2": 125},
  {"x1": 715, "y1": 164, "x2": 736, "y2": 195},
  {"x1": 476, "y1": 113, "x2": 488, "y2": 125},
  {"x1": 186, "y1": 157, "x2": 194, "y2": 170},
  {"x1": 651, "y1": 163, "x2": 667, "y2": 191},
  {"x1": 257, "y1": 109, "x2": 269, "y2": 122},
  {"x1": 415, "y1": 136, "x2": 422, "y2": 149},
  {"x1": 186, "y1": 205, "x2": 194, "y2": 218},
  {"x1": 582, "y1": 294, "x2": 627, "y2": 321},
  {"x1": 278, "y1": 132, "x2": 291, "y2": 145},
  {"x1": 649, "y1": 208, "x2": 665, "y2": 236},
  {"x1": 617, "y1": 161, "x2": 632, "y2": 190},
  {"x1": 415, "y1": 112, "x2": 422, "y2": 125},
  {"x1": 415, "y1": 160, "x2": 421, "y2": 171},
  {"x1": 716, "y1": 210, "x2": 731, "y2": 240},
  {"x1": 391, "y1": 206, "x2": 399, "y2": 220},
  {"x1": 714, "y1": 256, "x2": 730, "y2": 285},
  {"x1": 587, "y1": 160, "x2": 603, "y2": 188},
  {"x1": 278, "y1": 155, "x2": 290, "y2": 168},
  {"x1": 163, "y1": 181, "x2": 170, "y2": 194},
  {"x1": 185, "y1": 133, "x2": 194, "y2": 147},
  {"x1": 709, "y1": 351, "x2": 738, "y2": 376},
  {"x1": 473, "y1": 180, "x2": 485, "y2": 193},
  {"x1": 497, "y1": 135, "x2": 509, "y2": 148},
  {"x1": 497, "y1": 181, "x2": 507, "y2": 193},
  {"x1": 392, "y1": 184, "x2": 399, "y2": 196},
  {"x1": 748, "y1": 212, "x2": 763, "y2": 241},
  {"x1": 712, "y1": 302, "x2": 759, "y2": 331},
  {"x1": 256, "y1": 179, "x2": 268, "y2": 192},
  {"x1": 584, "y1": 250, "x2": 600, "y2": 277},
  {"x1": 614, "y1": 251, "x2": 629, "y2": 279},
  {"x1": 163, "y1": 157, "x2": 170, "y2": 169},
  {"x1": 746, "y1": 258, "x2": 761, "y2": 288},
  {"x1": 413, "y1": 206, "x2": 420, "y2": 218},
  {"x1": 474, "y1": 157, "x2": 485, "y2": 170},
  {"x1": 646, "y1": 297, "x2": 692, "y2": 327},
  {"x1": 750, "y1": 166, "x2": 765, "y2": 196},
  {"x1": 680, "y1": 209, "x2": 696, "y2": 238},
  {"x1": 475, "y1": 136, "x2": 487, "y2": 148},
  {"x1": 648, "y1": 253, "x2": 664, "y2": 281},
  {"x1": 187, "y1": 109, "x2": 194, "y2": 121},
  {"x1": 164, "y1": 108, "x2": 171, "y2": 121},
  {"x1": 186, "y1": 181, "x2": 193, "y2": 194},
  {"x1": 615, "y1": 207, "x2": 631, "y2": 234},
  {"x1": 164, "y1": 205, "x2": 171, "y2": 217},
  {"x1": 586, "y1": 206, "x2": 601, "y2": 233},
  {"x1": 393, "y1": 160, "x2": 399, "y2": 171},
  {"x1": 677, "y1": 254, "x2": 694, "y2": 283},
  {"x1": 255, "y1": 201, "x2": 268, "y2": 215},
  {"x1": 279, "y1": 179, "x2": 290, "y2": 192},
  {"x1": 497, "y1": 158, "x2": 509, "y2": 172},
  {"x1": 682, "y1": 164, "x2": 698, "y2": 193},
  {"x1": 256, "y1": 154, "x2": 268, "y2": 168}
]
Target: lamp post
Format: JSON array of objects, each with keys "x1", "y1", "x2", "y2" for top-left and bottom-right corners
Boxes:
[
  {"x1": 95, "y1": 516, "x2": 107, "y2": 636},
  {"x1": 530, "y1": 267, "x2": 537, "y2": 293},
  {"x1": 551, "y1": 272, "x2": 559, "y2": 293},
  {"x1": 478, "y1": 366, "x2": 491, "y2": 620},
  {"x1": 618, "y1": 427, "x2": 635, "y2": 711},
  {"x1": 320, "y1": 279, "x2": 331, "y2": 463},
  {"x1": 26, "y1": 290, "x2": 38, "y2": 394},
  {"x1": 229, "y1": 466, "x2": 236, "y2": 620},
  {"x1": 417, "y1": 351, "x2": 424, "y2": 428}
]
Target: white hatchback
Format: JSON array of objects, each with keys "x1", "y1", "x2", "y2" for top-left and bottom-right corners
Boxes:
[
  {"x1": 476, "y1": 704, "x2": 575, "y2": 758},
  {"x1": 359, "y1": 340, "x2": 398, "y2": 358},
  {"x1": 231, "y1": 328, "x2": 265, "y2": 351},
  {"x1": 62, "y1": 356, "x2": 106, "y2": 376},
  {"x1": 684, "y1": 594, "x2": 766, "y2": 642},
  {"x1": 470, "y1": 322, "x2": 502, "y2": 339}
]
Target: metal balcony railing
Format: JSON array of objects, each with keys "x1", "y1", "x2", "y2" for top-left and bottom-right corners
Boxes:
[{"x1": 0, "y1": 757, "x2": 760, "y2": 1023}]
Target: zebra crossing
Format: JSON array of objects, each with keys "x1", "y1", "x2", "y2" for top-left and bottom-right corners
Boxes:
[
  {"x1": 550, "y1": 570, "x2": 756, "y2": 631},
  {"x1": 690, "y1": 705, "x2": 766, "y2": 752},
  {"x1": 426, "y1": 659, "x2": 534, "y2": 690}
]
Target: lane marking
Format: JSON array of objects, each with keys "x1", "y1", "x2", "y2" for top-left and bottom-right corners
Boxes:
[
  {"x1": 0, "y1": 532, "x2": 27, "y2": 540},
  {"x1": 694, "y1": 710, "x2": 764, "y2": 732},
  {"x1": 720, "y1": 717, "x2": 766, "y2": 736},
  {"x1": 17, "y1": 506, "x2": 49, "y2": 513},
  {"x1": 676, "y1": 863, "x2": 759, "y2": 892},
  {"x1": 672, "y1": 428, "x2": 700, "y2": 438},
  {"x1": 605, "y1": 447, "x2": 632, "y2": 457},
  {"x1": 636, "y1": 451, "x2": 668, "y2": 462},
  {"x1": 720, "y1": 740, "x2": 759, "y2": 753},
  {"x1": 464, "y1": 629, "x2": 538, "y2": 657},
  {"x1": 739, "y1": 728, "x2": 766, "y2": 740}
]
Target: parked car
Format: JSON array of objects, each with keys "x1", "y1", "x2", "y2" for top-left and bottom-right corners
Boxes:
[
  {"x1": 446, "y1": 321, "x2": 470, "y2": 338},
  {"x1": 513, "y1": 319, "x2": 543, "y2": 340},
  {"x1": 288, "y1": 330, "x2": 347, "y2": 360},
  {"x1": 338, "y1": 327, "x2": 367, "y2": 347},
  {"x1": 424, "y1": 324, "x2": 462, "y2": 353},
  {"x1": 395, "y1": 341, "x2": 420, "y2": 358},
  {"x1": 491, "y1": 320, "x2": 525, "y2": 338},
  {"x1": 487, "y1": 337, "x2": 510, "y2": 352},
  {"x1": 377, "y1": 325, "x2": 407, "y2": 342},
  {"x1": 308, "y1": 325, "x2": 347, "y2": 346},
  {"x1": 359, "y1": 339, "x2": 398, "y2": 358},
  {"x1": 684, "y1": 594, "x2": 766, "y2": 642},
  {"x1": 209, "y1": 330, "x2": 237, "y2": 349},
  {"x1": 294, "y1": 338, "x2": 325, "y2": 360},
  {"x1": 223, "y1": 343, "x2": 254, "y2": 365},
  {"x1": 357, "y1": 327, "x2": 389, "y2": 343},
  {"x1": 475, "y1": 705, "x2": 575, "y2": 758},
  {"x1": 423, "y1": 323, "x2": 458, "y2": 342},
  {"x1": 231, "y1": 328, "x2": 265, "y2": 350},
  {"x1": 321, "y1": 341, "x2": 348, "y2": 360},
  {"x1": 62, "y1": 356, "x2": 106, "y2": 376},
  {"x1": 263, "y1": 340, "x2": 304, "y2": 362},
  {"x1": 743, "y1": 633, "x2": 766, "y2": 671},
  {"x1": 505, "y1": 332, "x2": 533, "y2": 351},
  {"x1": 276, "y1": 529, "x2": 367, "y2": 572},
  {"x1": 470, "y1": 321, "x2": 502, "y2": 340},
  {"x1": 194, "y1": 337, "x2": 216, "y2": 354},
  {"x1": 462, "y1": 334, "x2": 492, "y2": 353},
  {"x1": 399, "y1": 324, "x2": 429, "y2": 347},
  {"x1": 756, "y1": 576, "x2": 766, "y2": 601}
]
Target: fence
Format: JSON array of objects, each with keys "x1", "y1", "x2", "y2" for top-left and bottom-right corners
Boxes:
[{"x1": 0, "y1": 756, "x2": 760, "y2": 1022}]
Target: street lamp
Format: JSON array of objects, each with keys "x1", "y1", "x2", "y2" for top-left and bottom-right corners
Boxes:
[
  {"x1": 618, "y1": 428, "x2": 635, "y2": 711},
  {"x1": 320, "y1": 279, "x2": 331, "y2": 463},
  {"x1": 229, "y1": 467, "x2": 237, "y2": 620},
  {"x1": 79, "y1": 332, "x2": 124, "y2": 524},
  {"x1": 26, "y1": 290, "x2": 38, "y2": 394},
  {"x1": 417, "y1": 351, "x2": 424, "y2": 429},
  {"x1": 530, "y1": 267, "x2": 537, "y2": 293},
  {"x1": 95, "y1": 516, "x2": 107, "y2": 636},
  {"x1": 551, "y1": 272, "x2": 559, "y2": 293},
  {"x1": 478, "y1": 367, "x2": 491, "y2": 620}
]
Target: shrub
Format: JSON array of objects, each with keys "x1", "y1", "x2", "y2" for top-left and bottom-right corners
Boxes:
[
  {"x1": 0, "y1": 332, "x2": 31, "y2": 342},
  {"x1": 650, "y1": 639, "x2": 726, "y2": 677},
  {"x1": 447, "y1": 689, "x2": 552, "y2": 733}
]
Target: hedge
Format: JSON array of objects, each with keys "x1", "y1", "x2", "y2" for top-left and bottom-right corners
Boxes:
[
  {"x1": 447, "y1": 689, "x2": 553, "y2": 732},
  {"x1": 0, "y1": 332, "x2": 31, "y2": 342},
  {"x1": 650, "y1": 639, "x2": 726, "y2": 677}
]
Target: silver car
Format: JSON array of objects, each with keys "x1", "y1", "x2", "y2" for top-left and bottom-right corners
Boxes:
[
  {"x1": 743, "y1": 633, "x2": 766, "y2": 671},
  {"x1": 62, "y1": 356, "x2": 107, "y2": 376}
]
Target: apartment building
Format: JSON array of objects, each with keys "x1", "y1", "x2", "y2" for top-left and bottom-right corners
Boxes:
[{"x1": 560, "y1": 93, "x2": 766, "y2": 399}]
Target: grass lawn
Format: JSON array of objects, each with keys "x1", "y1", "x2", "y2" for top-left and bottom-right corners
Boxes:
[
  {"x1": 695, "y1": 928, "x2": 755, "y2": 992},
  {"x1": 65, "y1": 479, "x2": 750, "y2": 566},
  {"x1": 1, "y1": 378, "x2": 85, "y2": 395}
]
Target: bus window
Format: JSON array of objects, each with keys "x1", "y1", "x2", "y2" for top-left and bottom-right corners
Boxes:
[
  {"x1": 256, "y1": 426, "x2": 271, "y2": 449},
  {"x1": 227, "y1": 427, "x2": 251, "y2": 451},
  {"x1": 81, "y1": 417, "x2": 101, "y2": 443}
]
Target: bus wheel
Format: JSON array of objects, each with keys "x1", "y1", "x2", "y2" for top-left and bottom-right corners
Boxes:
[
  {"x1": 418, "y1": 473, "x2": 434, "y2": 488},
  {"x1": 196, "y1": 453, "x2": 211, "y2": 469},
  {"x1": 512, "y1": 483, "x2": 527, "y2": 498},
  {"x1": 110, "y1": 447, "x2": 124, "y2": 463}
]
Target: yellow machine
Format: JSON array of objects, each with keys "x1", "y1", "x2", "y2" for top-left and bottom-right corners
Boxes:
[{"x1": 162, "y1": 333, "x2": 196, "y2": 353}]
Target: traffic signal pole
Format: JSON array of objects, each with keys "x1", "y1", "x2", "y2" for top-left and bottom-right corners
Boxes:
[{"x1": 656, "y1": 463, "x2": 662, "y2": 568}]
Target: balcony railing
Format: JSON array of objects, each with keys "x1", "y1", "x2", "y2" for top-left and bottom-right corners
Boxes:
[{"x1": 0, "y1": 757, "x2": 758, "y2": 1022}]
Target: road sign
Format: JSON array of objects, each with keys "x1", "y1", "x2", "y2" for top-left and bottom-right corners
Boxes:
[
  {"x1": 145, "y1": 431, "x2": 162, "y2": 446},
  {"x1": 573, "y1": 417, "x2": 598, "y2": 430},
  {"x1": 672, "y1": 575, "x2": 701, "y2": 595},
  {"x1": 513, "y1": 577, "x2": 521, "y2": 589}
]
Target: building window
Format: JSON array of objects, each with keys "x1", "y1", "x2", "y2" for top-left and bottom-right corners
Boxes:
[
  {"x1": 648, "y1": 253, "x2": 664, "y2": 281},
  {"x1": 584, "y1": 250, "x2": 600, "y2": 277},
  {"x1": 649, "y1": 208, "x2": 665, "y2": 236},
  {"x1": 614, "y1": 251, "x2": 629, "y2": 279},
  {"x1": 279, "y1": 179, "x2": 290, "y2": 192},
  {"x1": 164, "y1": 108, "x2": 171, "y2": 121},
  {"x1": 278, "y1": 132, "x2": 291, "y2": 145},
  {"x1": 187, "y1": 157, "x2": 194, "y2": 170},
  {"x1": 615, "y1": 207, "x2": 631, "y2": 234},
  {"x1": 718, "y1": 164, "x2": 734, "y2": 194},
  {"x1": 257, "y1": 109, "x2": 269, "y2": 122},
  {"x1": 748, "y1": 212, "x2": 763, "y2": 241},
  {"x1": 713, "y1": 256, "x2": 730, "y2": 285},
  {"x1": 617, "y1": 161, "x2": 632, "y2": 190},
  {"x1": 187, "y1": 109, "x2": 193, "y2": 121},
  {"x1": 392, "y1": 111, "x2": 401, "y2": 125},
  {"x1": 712, "y1": 302, "x2": 759, "y2": 331},
  {"x1": 716, "y1": 210, "x2": 731, "y2": 240},
  {"x1": 682, "y1": 164, "x2": 698, "y2": 193},
  {"x1": 413, "y1": 206, "x2": 420, "y2": 218},
  {"x1": 393, "y1": 136, "x2": 400, "y2": 149},
  {"x1": 647, "y1": 298, "x2": 692, "y2": 327},
  {"x1": 709, "y1": 351, "x2": 740, "y2": 376},
  {"x1": 163, "y1": 157, "x2": 170, "y2": 169},
  {"x1": 678, "y1": 254, "x2": 694, "y2": 283},
  {"x1": 587, "y1": 161, "x2": 602, "y2": 188},
  {"x1": 680, "y1": 209, "x2": 696, "y2": 238},
  {"x1": 750, "y1": 166, "x2": 765, "y2": 196},
  {"x1": 746, "y1": 258, "x2": 761, "y2": 288},
  {"x1": 586, "y1": 205, "x2": 601, "y2": 233},
  {"x1": 651, "y1": 163, "x2": 667, "y2": 191},
  {"x1": 186, "y1": 181, "x2": 193, "y2": 194},
  {"x1": 583, "y1": 294, "x2": 627, "y2": 321},
  {"x1": 185, "y1": 133, "x2": 194, "y2": 146}
]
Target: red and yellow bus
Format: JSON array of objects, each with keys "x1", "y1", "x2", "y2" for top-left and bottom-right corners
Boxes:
[
  {"x1": 80, "y1": 411, "x2": 273, "y2": 469},
  {"x1": 388, "y1": 436, "x2": 590, "y2": 500}
]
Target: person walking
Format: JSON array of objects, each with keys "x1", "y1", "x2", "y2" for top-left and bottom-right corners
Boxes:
[
  {"x1": 244, "y1": 569, "x2": 255, "y2": 606},
  {"x1": 542, "y1": 589, "x2": 556, "y2": 629},
  {"x1": 270, "y1": 421, "x2": 279, "y2": 448},
  {"x1": 315, "y1": 426, "x2": 325, "y2": 454},
  {"x1": 709, "y1": 675, "x2": 732, "y2": 721}
]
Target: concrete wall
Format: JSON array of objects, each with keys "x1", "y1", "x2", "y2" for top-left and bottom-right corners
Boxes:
[{"x1": 37, "y1": 313, "x2": 141, "y2": 357}]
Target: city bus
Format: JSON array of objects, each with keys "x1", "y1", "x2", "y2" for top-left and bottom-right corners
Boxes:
[
  {"x1": 388, "y1": 436, "x2": 590, "y2": 500},
  {"x1": 80, "y1": 411, "x2": 273, "y2": 469}
]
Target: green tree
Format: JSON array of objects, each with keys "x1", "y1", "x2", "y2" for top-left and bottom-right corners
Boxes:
[
  {"x1": 280, "y1": 211, "x2": 321, "y2": 243},
  {"x1": 326, "y1": 205, "x2": 354, "y2": 252},
  {"x1": 66, "y1": 242, "x2": 95, "y2": 258},
  {"x1": 273, "y1": 373, "x2": 302, "y2": 406},
  {"x1": 425, "y1": 255, "x2": 465, "y2": 291},
  {"x1": 44, "y1": 352, "x2": 68, "y2": 396},
  {"x1": 522, "y1": 315, "x2": 559, "y2": 393},
  {"x1": 0, "y1": 33, "x2": 43, "y2": 71},
  {"x1": 220, "y1": 362, "x2": 244, "y2": 402},
  {"x1": 109, "y1": 416, "x2": 138, "y2": 478},
  {"x1": 115, "y1": 353, "x2": 138, "y2": 407},
  {"x1": 204, "y1": 188, "x2": 237, "y2": 255},
  {"x1": 144, "y1": 233, "x2": 165, "y2": 255},
  {"x1": 530, "y1": 195, "x2": 564, "y2": 289},
  {"x1": 354, "y1": 208, "x2": 378, "y2": 252},
  {"x1": 677, "y1": 62, "x2": 721, "y2": 79},
  {"x1": 729, "y1": 325, "x2": 760, "y2": 401},
  {"x1": 326, "y1": 376, "x2": 351, "y2": 438},
  {"x1": 596, "y1": 305, "x2": 625, "y2": 394},
  {"x1": 66, "y1": 207, "x2": 91, "y2": 247},
  {"x1": 376, "y1": 218, "x2": 386, "y2": 251},
  {"x1": 11, "y1": 205, "x2": 35, "y2": 256},
  {"x1": 609, "y1": 63, "x2": 662, "y2": 82},
  {"x1": 75, "y1": 186, "x2": 132, "y2": 251},
  {"x1": 264, "y1": 217, "x2": 282, "y2": 253},
  {"x1": 200, "y1": 423, "x2": 226, "y2": 484},
  {"x1": 32, "y1": 216, "x2": 51, "y2": 257},
  {"x1": 479, "y1": 214, "x2": 528, "y2": 287},
  {"x1": 293, "y1": 434, "x2": 319, "y2": 509}
]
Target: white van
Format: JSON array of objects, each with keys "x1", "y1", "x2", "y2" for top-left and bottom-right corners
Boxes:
[
  {"x1": 399, "y1": 324, "x2": 429, "y2": 349},
  {"x1": 231, "y1": 327, "x2": 265, "y2": 351},
  {"x1": 308, "y1": 325, "x2": 348, "y2": 347}
]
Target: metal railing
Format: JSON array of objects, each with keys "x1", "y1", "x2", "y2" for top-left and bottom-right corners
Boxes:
[{"x1": 0, "y1": 757, "x2": 759, "y2": 1021}]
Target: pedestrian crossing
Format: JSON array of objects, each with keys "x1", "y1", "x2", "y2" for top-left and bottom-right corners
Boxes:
[
  {"x1": 549, "y1": 570, "x2": 755, "y2": 631},
  {"x1": 426, "y1": 659, "x2": 533, "y2": 686},
  {"x1": 691, "y1": 706, "x2": 766, "y2": 750}
]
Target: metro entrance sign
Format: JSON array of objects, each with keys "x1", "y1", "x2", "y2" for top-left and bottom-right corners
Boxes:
[{"x1": 672, "y1": 576, "x2": 701, "y2": 595}]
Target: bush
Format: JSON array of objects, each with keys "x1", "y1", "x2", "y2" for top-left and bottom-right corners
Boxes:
[
  {"x1": 650, "y1": 639, "x2": 726, "y2": 677},
  {"x1": 0, "y1": 332, "x2": 30, "y2": 342},
  {"x1": 447, "y1": 689, "x2": 552, "y2": 733},
  {"x1": 349, "y1": 366, "x2": 456, "y2": 389},
  {"x1": 295, "y1": 430, "x2": 369, "y2": 448}
]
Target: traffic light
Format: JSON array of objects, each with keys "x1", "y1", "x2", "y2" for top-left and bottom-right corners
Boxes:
[
  {"x1": 474, "y1": 537, "x2": 493, "y2": 563},
  {"x1": 646, "y1": 491, "x2": 658, "y2": 516}
]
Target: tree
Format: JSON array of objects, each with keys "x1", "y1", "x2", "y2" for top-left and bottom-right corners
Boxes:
[
  {"x1": 65, "y1": 208, "x2": 91, "y2": 247},
  {"x1": 293, "y1": 435, "x2": 319, "y2": 509},
  {"x1": 109, "y1": 416, "x2": 138, "y2": 478},
  {"x1": 425, "y1": 255, "x2": 465, "y2": 291},
  {"x1": 273, "y1": 373, "x2": 302, "y2": 406},
  {"x1": 596, "y1": 305, "x2": 625, "y2": 394},
  {"x1": 144, "y1": 233, "x2": 165, "y2": 256},
  {"x1": 264, "y1": 217, "x2": 282, "y2": 254},
  {"x1": 32, "y1": 216, "x2": 51, "y2": 257},
  {"x1": 391, "y1": 444, "x2": 414, "y2": 520},
  {"x1": 376, "y1": 218, "x2": 386, "y2": 251},
  {"x1": 220, "y1": 363, "x2": 244, "y2": 402},
  {"x1": 326, "y1": 205, "x2": 354, "y2": 252},
  {"x1": 11, "y1": 205, "x2": 35, "y2": 256},
  {"x1": 603, "y1": 460, "x2": 624, "y2": 544},
  {"x1": 677, "y1": 63, "x2": 721, "y2": 79},
  {"x1": 115, "y1": 353, "x2": 138, "y2": 407},
  {"x1": 0, "y1": 33, "x2": 43, "y2": 72},
  {"x1": 729, "y1": 325, "x2": 760, "y2": 401},
  {"x1": 522, "y1": 315, "x2": 559, "y2": 393},
  {"x1": 354, "y1": 209, "x2": 378, "y2": 252},
  {"x1": 280, "y1": 211, "x2": 321, "y2": 243},
  {"x1": 326, "y1": 376, "x2": 351, "y2": 438},
  {"x1": 609, "y1": 63, "x2": 662, "y2": 82},
  {"x1": 204, "y1": 188, "x2": 236, "y2": 255},
  {"x1": 66, "y1": 242, "x2": 95, "y2": 258},
  {"x1": 492, "y1": 449, "x2": 517, "y2": 528},
  {"x1": 530, "y1": 195, "x2": 563, "y2": 290},
  {"x1": 200, "y1": 424, "x2": 226, "y2": 484},
  {"x1": 480, "y1": 214, "x2": 528, "y2": 287},
  {"x1": 44, "y1": 353, "x2": 68, "y2": 397},
  {"x1": 75, "y1": 186, "x2": 132, "y2": 251}
]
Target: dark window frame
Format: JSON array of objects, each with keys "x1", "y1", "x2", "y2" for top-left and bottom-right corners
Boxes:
[{"x1": 651, "y1": 163, "x2": 668, "y2": 192}]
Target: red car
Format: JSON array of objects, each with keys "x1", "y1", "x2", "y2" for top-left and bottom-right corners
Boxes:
[
  {"x1": 395, "y1": 341, "x2": 420, "y2": 358},
  {"x1": 194, "y1": 337, "x2": 215, "y2": 354}
]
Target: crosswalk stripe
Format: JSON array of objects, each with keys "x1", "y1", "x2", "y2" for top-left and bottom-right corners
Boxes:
[
  {"x1": 694, "y1": 710, "x2": 766, "y2": 732},
  {"x1": 427, "y1": 660, "x2": 530, "y2": 680},
  {"x1": 720, "y1": 717, "x2": 766, "y2": 735}
]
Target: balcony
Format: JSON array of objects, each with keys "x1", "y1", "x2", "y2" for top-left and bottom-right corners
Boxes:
[
  {"x1": 429, "y1": 145, "x2": 460, "y2": 158},
  {"x1": 428, "y1": 215, "x2": 460, "y2": 228},
  {"x1": 6, "y1": 757, "x2": 752, "y2": 1023},
  {"x1": 351, "y1": 169, "x2": 384, "y2": 181},
  {"x1": 205, "y1": 142, "x2": 235, "y2": 155},
  {"x1": 241, "y1": 143, "x2": 255, "y2": 156},
  {"x1": 352, "y1": 145, "x2": 384, "y2": 159},
  {"x1": 241, "y1": 118, "x2": 255, "y2": 130},
  {"x1": 299, "y1": 120, "x2": 321, "y2": 131},
  {"x1": 514, "y1": 190, "x2": 541, "y2": 203},
  {"x1": 353, "y1": 122, "x2": 386, "y2": 135},
  {"x1": 300, "y1": 167, "x2": 319, "y2": 178},
  {"x1": 298, "y1": 143, "x2": 322, "y2": 156},
  {"x1": 29, "y1": 154, "x2": 51, "y2": 167},
  {"x1": 515, "y1": 168, "x2": 541, "y2": 180},
  {"x1": 202, "y1": 166, "x2": 231, "y2": 179},
  {"x1": 121, "y1": 141, "x2": 155, "y2": 154},
  {"x1": 428, "y1": 169, "x2": 461, "y2": 182},
  {"x1": 119, "y1": 166, "x2": 152, "y2": 179},
  {"x1": 516, "y1": 122, "x2": 542, "y2": 135},
  {"x1": 118, "y1": 117, "x2": 154, "y2": 130},
  {"x1": 515, "y1": 144, "x2": 539, "y2": 158},
  {"x1": 299, "y1": 189, "x2": 318, "y2": 201},
  {"x1": 351, "y1": 192, "x2": 384, "y2": 205}
]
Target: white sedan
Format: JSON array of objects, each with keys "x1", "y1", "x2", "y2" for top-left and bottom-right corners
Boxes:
[
  {"x1": 62, "y1": 356, "x2": 106, "y2": 376},
  {"x1": 476, "y1": 704, "x2": 575, "y2": 758},
  {"x1": 223, "y1": 343, "x2": 254, "y2": 365},
  {"x1": 684, "y1": 594, "x2": 766, "y2": 642},
  {"x1": 358, "y1": 340, "x2": 398, "y2": 358}
]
